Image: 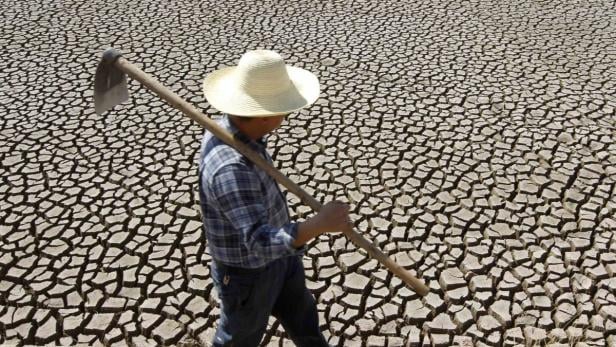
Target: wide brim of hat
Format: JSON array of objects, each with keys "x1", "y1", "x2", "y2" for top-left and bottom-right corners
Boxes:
[{"x1": 202, "y1": 66, "x2": 320, "y2": 117}]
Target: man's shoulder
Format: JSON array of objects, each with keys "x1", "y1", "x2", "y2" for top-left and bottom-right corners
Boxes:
[{"x1": 200, "y1": 133, "x2": 251, "y2": 179}]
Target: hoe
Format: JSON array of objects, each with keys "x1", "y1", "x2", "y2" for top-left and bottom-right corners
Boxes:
[{"x1": 94, "y1": 48, "x2": 430, "y2": 296}]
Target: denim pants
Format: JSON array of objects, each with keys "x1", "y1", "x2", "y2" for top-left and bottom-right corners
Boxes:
[{"x1": 211, "y1": 255, "x2": 329, "y2": 347}]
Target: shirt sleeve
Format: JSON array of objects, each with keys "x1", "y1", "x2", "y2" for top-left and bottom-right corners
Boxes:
[{"x1": 209, "y1": 163, "x2": 303, "y2": 261}]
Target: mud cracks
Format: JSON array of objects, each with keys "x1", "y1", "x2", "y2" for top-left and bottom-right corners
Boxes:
[{"x1": 1, "y1": 0, "x2": 616, "y2": 345}]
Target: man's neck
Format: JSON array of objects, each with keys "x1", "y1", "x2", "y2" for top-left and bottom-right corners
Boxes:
[{"x1": 229, "y1": 116, "x2": 266, "y2": 141}]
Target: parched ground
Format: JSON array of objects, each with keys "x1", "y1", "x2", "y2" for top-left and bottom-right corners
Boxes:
[{"x1": 1, "y1": 0, "x2": 616, "y2": 345}]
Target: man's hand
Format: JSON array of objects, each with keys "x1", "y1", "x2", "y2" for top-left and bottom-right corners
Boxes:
[
  {"x1": 293, "y1": 201, "x2": 352, "y2": 248},
  {"x1": 310, "y1": 201, "x2": 352, "y2": 234}
]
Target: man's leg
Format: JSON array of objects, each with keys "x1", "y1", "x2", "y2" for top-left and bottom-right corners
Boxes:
[
  {"x1": 211, "y1": 262, "x2": 276, "y2": 347},
  {"x1": 272, "y1": 256, "x2": 329, "y2": 347}
]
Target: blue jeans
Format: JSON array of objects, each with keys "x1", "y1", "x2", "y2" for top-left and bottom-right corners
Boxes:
[{"x1": 211, "y1": 256, "x2": 329, "y2": 347}]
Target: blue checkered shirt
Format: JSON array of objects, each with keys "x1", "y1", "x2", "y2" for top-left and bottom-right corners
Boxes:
[{"x1": 198, "y1": 115, "x2": 303, "y2": 268}]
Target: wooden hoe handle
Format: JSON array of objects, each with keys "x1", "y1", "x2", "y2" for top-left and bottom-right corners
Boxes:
[{"x1": 113, "y1": 56, "x2": 430, "y2": 296}]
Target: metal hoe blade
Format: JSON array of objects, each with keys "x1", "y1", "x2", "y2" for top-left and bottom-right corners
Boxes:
[{"x1": 94, "y1": 48, "x2": 129, "y2": 115}]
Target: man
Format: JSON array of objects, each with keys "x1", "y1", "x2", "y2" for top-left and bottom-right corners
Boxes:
[{"x1": 199, "y1": 50, "x2": 352, "y2": 346}]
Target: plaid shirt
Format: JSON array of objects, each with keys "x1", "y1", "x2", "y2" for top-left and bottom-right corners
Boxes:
[{"x1": 198, "y1": 115, "x2": 303, "y2": 268}]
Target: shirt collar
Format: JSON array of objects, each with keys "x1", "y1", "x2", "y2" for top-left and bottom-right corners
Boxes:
[{"x1": 221, "y1": 114, "x2": 268, "y2": 151}]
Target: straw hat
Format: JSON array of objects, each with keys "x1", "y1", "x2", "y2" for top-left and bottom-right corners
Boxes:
[{"x1": 203, "y1": 50, "x2": 320, "y2": 117}]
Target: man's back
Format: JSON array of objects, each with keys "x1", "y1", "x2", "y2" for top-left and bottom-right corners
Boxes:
[{"x1": 198, "y1": 115, "x2": 300, "y2": 269}]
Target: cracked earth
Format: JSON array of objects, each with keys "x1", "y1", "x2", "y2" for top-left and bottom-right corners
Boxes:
[{"x1": 1, "y1": 0, "x2": 616, "y2": 346}]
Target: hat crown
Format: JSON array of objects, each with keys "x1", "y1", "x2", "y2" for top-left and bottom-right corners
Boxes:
[{"x1": 236, "y1": 50, "x2": 291, "y2": 96}]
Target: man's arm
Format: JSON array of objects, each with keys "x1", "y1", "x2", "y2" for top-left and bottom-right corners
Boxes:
[
  {"x1": 210, "y1": 163, "x2": 351, "y2": 259},
  {"x1": 210, "y1": 163, "x2": 300, "y2": 261}
]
